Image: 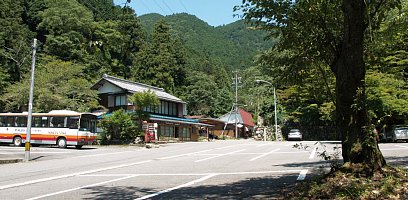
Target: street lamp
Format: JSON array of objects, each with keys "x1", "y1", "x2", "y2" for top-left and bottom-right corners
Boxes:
[{"x1": 255, "y1": 79, "x2": 278, "y2": 141}]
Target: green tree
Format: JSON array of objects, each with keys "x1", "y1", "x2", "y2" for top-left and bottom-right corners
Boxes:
[
  {"x1": 1, "y1": 57, "x2": 100, "y2": 112},
  {"x1": 128, "y1": 90, "x2": 160, "y2": 120},
  {"x1": 365, "y1": 1, "x2": 408, "y2": 126},
  {"x1": 132, "y1": 20, "x2": 187, "y2": 93},
  {"x1": 36, "y1": 0, "x2": 93, "y2": 61},
  {"x1": 77, "y1": 0, "x2": 118, "y2": 21},
  {"x1": 0, "y1": 0, "x2": 35, "y2": 82},
  {"x1": 98, "y1": 109, "x2": 141, "y2": 144},
  {"x1": 366, "y1": 72, "x2": 408, "y2": 125},
  {"x1": 183, "y1": 73, "x2": 233, "y2": 117},
  {"x1": 239, "y1": 0, "x2": 402, "y2": 173}
]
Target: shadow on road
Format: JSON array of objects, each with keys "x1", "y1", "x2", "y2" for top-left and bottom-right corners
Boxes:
[{"x1": 83, "y1": 174, "x2": 301, "y2": 199}]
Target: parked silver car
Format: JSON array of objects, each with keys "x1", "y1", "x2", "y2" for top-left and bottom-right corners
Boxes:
[
  {"x1": 288, "y1": 129, "x2": 302, "y2": 141},
  {"x1": 384, "y1": 125, "x2": 408, "y2": 142}
]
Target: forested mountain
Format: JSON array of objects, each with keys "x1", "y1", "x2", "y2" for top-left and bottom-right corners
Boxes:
[
  {"x1": 139, "y1": 13, "x2": 274, "y2": 71},
  {"x1": 0, "y1": 0, "x2": 270, "y2": 118},
  {"x1": 0, "y1": 0, "x2": 406, "y2": 131}
]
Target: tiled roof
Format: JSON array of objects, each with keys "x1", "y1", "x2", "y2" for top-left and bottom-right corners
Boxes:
[{"x1": 92, "y1": 74, "x2": 185, "y2": 103}]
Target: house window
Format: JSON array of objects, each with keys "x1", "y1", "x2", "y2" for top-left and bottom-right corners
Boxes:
[
  {"x1": 115, "y1": 95, "x2": 127, "y2": 106},
  {"x1": 141, "y1": 100, "x2": 178, "y2": 117},
  {"x1": 179, "y1": 127, "x2": 190, "y2": 139},
  {"x1": 159, "y1": 126, "x2": 174, "y2": 137},
  {"x1": 169, "y1": 102, "x2": 177, "y2": 116}
]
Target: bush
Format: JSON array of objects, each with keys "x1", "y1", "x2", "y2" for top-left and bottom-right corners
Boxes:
[{"x1": 98, "y1": 109, "x2": 143, "y2": 144}]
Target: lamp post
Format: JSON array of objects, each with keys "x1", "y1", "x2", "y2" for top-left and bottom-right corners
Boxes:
[{"x1": 255, "y1": 79, "x2": 278, "y2": 141}]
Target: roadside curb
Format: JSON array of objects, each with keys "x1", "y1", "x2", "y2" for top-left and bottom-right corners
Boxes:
[{"x1": 0, "y1": 158, "x2": 23, "y2": 164}]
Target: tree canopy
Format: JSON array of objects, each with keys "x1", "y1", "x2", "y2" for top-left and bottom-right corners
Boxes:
[{"x1": 238, "y1": 0, "x2": 405, "y2": 174}]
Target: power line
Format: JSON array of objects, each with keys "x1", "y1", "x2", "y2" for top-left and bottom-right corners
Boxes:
[
  {"x1": 152, "y1": 0, "x2": 167, "y2": 15},
  {"x1": 138, "y1": 0, "x2": 152, "y2": 13},
  {"x1": 178, "y1": 0, "x2": 189, "y2": 13},
  {"x1": 162, "y1": 0, "x2": 174, "y2": 14}
]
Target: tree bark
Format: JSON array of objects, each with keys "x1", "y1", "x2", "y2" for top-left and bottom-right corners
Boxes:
[{"x1": 335, "y1": 0, "x2": 386, "y2": 174}]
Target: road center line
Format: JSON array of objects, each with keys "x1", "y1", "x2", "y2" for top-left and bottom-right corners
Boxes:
[
  {"x1": 309, "y1": 146, "x2": 317, "y2": 159},
  {"x1": 0, "y1": 160, "x2": 152, "y2": 190},
  {"x1": 26, "y1": 175, "x2": 140, "y2": 200},
  {"x1": 135, "y1": 174, "x2": 217, "y2": 200},
  {"x1": 195, "y1": 149, "x2": 245, "y2": 162},
  {"x1": 297, "y1": 170, "x2": 308, "y2": 180},
  {"x1": 250, "y1": 148, "x2": 280, "y2": 161}
]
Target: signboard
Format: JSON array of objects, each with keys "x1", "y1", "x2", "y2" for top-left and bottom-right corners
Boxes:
[{"x1": 144, "y1": 122, "x2": 158, "y2": 143}]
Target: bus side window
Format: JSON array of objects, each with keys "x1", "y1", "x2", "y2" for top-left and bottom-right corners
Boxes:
[
  {"x1": 6, "y1": 117, "x2": 14, "y2": 127},
  {"x1": 0, "y1": 116, "x2": 5, "y2": 127},
  {"x1": 50, "y1": 117, "x2": 66, "y2": 128},
  {"x1": 16, "y1": 117, "x2": 27, "y2": 127},
  {"x1": 68, "y1": 117, "x2": 79, "y2": 129},
  {"x1": 41, "y1": 117, "x2": 48, "y2": 127},
  {"x1": 49, "y1": 117, "x2": 54, "y2": 127},
  {"x1": 32, "y1": 117, "x2": 41, "y2": 127}
]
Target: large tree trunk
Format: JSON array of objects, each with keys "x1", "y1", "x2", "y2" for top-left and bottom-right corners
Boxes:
[{"x1": 335, "y1": 0, "x2": 386, "y2": 174}]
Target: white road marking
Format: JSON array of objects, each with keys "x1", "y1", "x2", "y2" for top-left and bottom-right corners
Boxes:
[
  {"x1": 395, "y1": 145, "x2": 408, "y2": 149},
  {"x1": 75, "y1": 151, "x2": 136, "y2": 158},
  {"x1": 214, "y1": 144, "x2": 246, "y2": 150},
  {"x1": 256, "y1": 143, "x2": 270, "y2": 148},
  {"x1": 380, "y1": 148, "x2": 408, "y2": 151},
  {"x1": 195, "y1": 149, "x2": 246, "y2": 162},
  {"x1": 0, "y1": 151, "x2": 69, "y2": 154},
  {"x1": 158, "y1": 149, "x2": 213, "y2": 160},
  {"x1": 250, "y1": 148, "x2": 281, "y2": 161},
  {"x1": 217, "y1": 170, "x2": 302, "y2": 175},
  {"x1": 0, "y1": 160, "x2": 152, "y2": 190},
  {"x1": 135, "y1": 174, "x2": 217, "y2": 200},
  {"x1": 28, "y1": 170, "x2": 307, "y2": 199},
  {"x1": 309, "y1": 146, "x2": 317, "y2": 159},
  {"x1": 297, "y1": 170, "x2": 308, "y2": 180},
  {"x1": 198, "y1": 153, "x2": 262, "y2": 156},
  {"x1": 26, "y1": 175, "x2": 140, "y2": 200},
  {"x1": 196, "y1": 151, "x2": 309, "y2": 156},
  {"x1": 79, "y1": 170, "x2": 305, "y2": 177},
  {"x1": 158, "y1": 143, "x2": 248, "y2": 160}
]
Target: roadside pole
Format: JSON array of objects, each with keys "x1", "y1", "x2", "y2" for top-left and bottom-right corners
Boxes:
[{"x1": 25, "y1": 39, "x2": 37, "y2": 162}]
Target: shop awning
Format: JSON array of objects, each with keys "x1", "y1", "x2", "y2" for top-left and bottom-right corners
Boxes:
[{"x1": 149, "y1": 114, "x2": 213, "y2": 127}]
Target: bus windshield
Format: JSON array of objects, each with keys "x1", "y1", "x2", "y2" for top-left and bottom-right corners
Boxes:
[{"x1": 79, "y1": 114, "x2": 97, "y2": 133}]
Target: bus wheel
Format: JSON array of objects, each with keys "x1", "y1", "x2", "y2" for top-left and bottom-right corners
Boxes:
[
  {"x1": 75, "y1": 145, "x2": 83, "y2": 149},
  {"x1": 13, "y1": 136, "x2": 22, "y2": 147},
  {"x1": 57, "y1": 138, "x2": 67, "y2": 148}
]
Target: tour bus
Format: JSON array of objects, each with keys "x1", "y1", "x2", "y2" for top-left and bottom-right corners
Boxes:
[{"x1": 0, "y1": 110, "x2": 97, "y2": 148}]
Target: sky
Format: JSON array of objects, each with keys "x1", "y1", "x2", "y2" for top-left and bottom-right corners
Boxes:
[{"x1": 114, "y1": 0, "x2": 243, "y2": 27}]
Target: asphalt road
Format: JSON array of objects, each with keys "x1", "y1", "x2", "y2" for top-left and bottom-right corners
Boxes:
[{"x1": 0, "y1": 140, "x2": 407, "y2": 199}]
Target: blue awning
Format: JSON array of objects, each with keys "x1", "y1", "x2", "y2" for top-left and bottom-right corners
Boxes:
[{"x1": 149, "y1": 114, "x2": 213, "y2": 127}]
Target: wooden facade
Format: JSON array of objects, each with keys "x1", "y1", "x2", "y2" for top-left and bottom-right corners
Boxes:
[{"x1": 91, "y1": 74, "x2": 211, "y2": 142}]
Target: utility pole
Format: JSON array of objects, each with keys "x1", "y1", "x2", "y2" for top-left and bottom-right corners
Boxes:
[
  {"x1": 25, "y1": 39, "x2": 37, "y2": 162},
  {"x1": 232, "y1": 71, "x2": 241, "y2": 139},
  {"x1": 274, "y1": 86, "x2": 278, "y2": 138},
  {"x1": 255, "y1": 79, "x2": 278, "y2": 141}
]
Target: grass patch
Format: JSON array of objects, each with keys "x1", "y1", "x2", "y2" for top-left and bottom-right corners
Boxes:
[{"x1": 282, "y1": 166, "x2": 408, "y2": 199}]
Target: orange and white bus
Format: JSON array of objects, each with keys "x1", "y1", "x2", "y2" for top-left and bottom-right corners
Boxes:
[{"x1": 0, "y1": 110, "x2": 97, "y2": 149}]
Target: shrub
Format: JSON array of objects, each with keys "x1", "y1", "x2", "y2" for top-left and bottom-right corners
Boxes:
[{"x1": 98, "y1": 109, "x2": 143, "y2": 144}]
